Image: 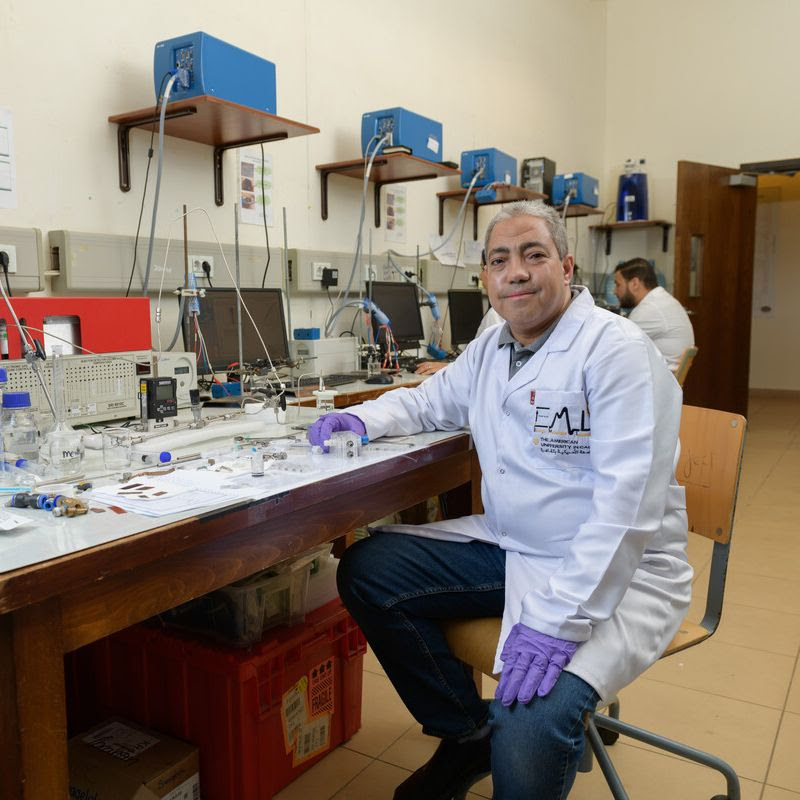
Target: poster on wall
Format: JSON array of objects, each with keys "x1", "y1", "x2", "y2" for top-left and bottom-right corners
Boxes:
[
  {"x1": 239, "y1": 150, "x2": 273, "y2": 226},
  {"x1": 384, "y1": 185, "x2": 407, "y2": 243},
  {"x1": 0, "y1": 108, "x2": 17, "y2": 209}
]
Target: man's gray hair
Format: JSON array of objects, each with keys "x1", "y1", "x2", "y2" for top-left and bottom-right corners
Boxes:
[{"x1": 483, "y1": 200, "x2": 569, "y2": 261}]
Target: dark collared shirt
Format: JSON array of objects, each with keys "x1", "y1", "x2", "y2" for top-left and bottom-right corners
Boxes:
[{"x1": 498, "y1": 287, "x2": 581, "y2": 379}]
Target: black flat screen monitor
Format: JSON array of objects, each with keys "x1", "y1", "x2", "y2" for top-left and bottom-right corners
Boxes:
[
  {"x1": 368, "y1": 281, "x2": 424, "y2": 350},
  {"x1": 448, "y1": 290, "x2": 486, "y2": 346},
  {"x1": 191, "y1": 288, "x2": 289, "y2": 372}
]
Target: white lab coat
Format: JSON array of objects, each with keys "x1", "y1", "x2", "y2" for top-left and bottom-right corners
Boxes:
[
  {"x1": 628, "y1": 286, "x2": 694, "y2": 370},
  {"x1": 351, "y1": 288, "x2": 692, "y2": 701}
]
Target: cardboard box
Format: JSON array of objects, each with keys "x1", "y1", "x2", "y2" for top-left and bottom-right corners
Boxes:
[{"x1": 69, "y1": 718, "x2": 199, "y2": 800}]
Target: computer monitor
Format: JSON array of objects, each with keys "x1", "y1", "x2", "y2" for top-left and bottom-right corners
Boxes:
[
  {"x1": 192, "y1": 288, "x2": 290, "y2": 372},
  {"x1": 448, "y1": 290, "x2": 486, "y2": 346},
  {"x1": 368, "y1": 281, "x2": 425, "y2": 350}
]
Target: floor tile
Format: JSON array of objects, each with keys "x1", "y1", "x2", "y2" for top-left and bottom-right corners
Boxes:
[
  {"x1": 712, "y1": 602, "x2": 800, "y2": 657},
  {"x1": 341, "y1": 671, "x2": 415, "y2": 758},
  {"x1": 570, "y1": 741, "x2": 762, "y2": 799},
  {"x1": 730, "y1": 528, "x2": 800, "y2": 582},
  {"x1": 363, "y1": 646, "x2": 385, "y2": 676},
  {"x1": 378, "y1": 725, "x2": 435, "y2": 771},
  {"x1": 763, "y1": 785, "x2": 800, "y2": 799},
  {"x1": 768, "y1": 712, "x2": 800, "y2": 792},
  {"x1": 784, "y1": 660, "x2": 800, "y2": 715},
  {"x1": 643, "y1": 638, "x2": 794, "y2": 709},
  {"x1": 273, "y1": 747, "x2": 372, "y2": 800},
  {"x1": 329, "y1": 759, "x2": 411, "y2": 799},
  {"x1": 608, "y1": 678, "x2": 781, "y2": 781},
  {"x1": 724, "y1": 571, "x2": 800, "y2": 616},
  {"x1": 734, "y1": 503, "x2": 800, "y2": 529}
]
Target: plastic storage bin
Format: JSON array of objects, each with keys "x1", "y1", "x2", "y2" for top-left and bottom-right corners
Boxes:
[
  {"x1": 65, "y1": 598, "x2": 366, "y2": 800},
  {"x1": 163, "y1": 543, "x2": 332, "y2": 645}
]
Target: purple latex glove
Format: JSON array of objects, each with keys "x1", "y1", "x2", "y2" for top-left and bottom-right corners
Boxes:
[
  {"x1": 495, "y1": 623, "x2": 580, "y2": 706},
  {"x1": 307, "y1": 412, "x2": 366, "y2": 453}
]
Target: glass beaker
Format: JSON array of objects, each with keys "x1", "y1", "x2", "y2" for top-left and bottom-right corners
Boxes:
[
  {"x1": 102, "y1": 428, "x2": 133, "y2": 470},
  {"x1": 46, "y1": 429, "x2": 84, "y2": 476}
]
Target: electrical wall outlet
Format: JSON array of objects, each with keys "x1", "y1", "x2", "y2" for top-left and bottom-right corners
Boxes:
[
  {"x1": 189, "y1": 254, "x2": 214, "y2": 279},
  {"x1": 0, "y1": 244, "x2": 18, "y2": 273},
  {"x1": 469, "y1": 272, "x2": 480, "y2": 287},
  {"x1": 364, "y1": 264, "x2": 377, "y2": 282},
  {"x1": 312, "y1": 261, "x2": 331, "y2": 281}
]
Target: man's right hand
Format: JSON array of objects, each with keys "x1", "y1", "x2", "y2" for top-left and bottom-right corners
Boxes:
[
  {"x1": 307, "y1": 413, "x2": 366, "y2": 452},
  {"x1": 415, "y1": 361, "x2": 448, "y2": 376}
]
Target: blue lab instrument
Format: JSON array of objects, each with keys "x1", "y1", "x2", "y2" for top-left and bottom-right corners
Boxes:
[
  {"x1": 460, "y1": 148, "x2": 517, "y2": 189},
  {"x1": 551, "y1": 173, "x2": 600, "y2": 207},
  {"x1": 360, "y1": 108, "x2": 443, "y2": 162},
  {"x1": 153, "y1": 32, "x2": 277, "y2": 114}
]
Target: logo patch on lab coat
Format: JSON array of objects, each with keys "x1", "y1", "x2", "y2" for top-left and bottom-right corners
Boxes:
[
  {"x1": 530, "y1": 390, "x2": 536, "y2": 405},
  {"x1": 531, "y1": 392, "x2": 591, "y2": 457}
]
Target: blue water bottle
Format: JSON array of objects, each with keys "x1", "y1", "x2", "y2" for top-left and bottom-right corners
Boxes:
[{"x1": 616, "y1": 158, "x2": 649, "y2": 222}]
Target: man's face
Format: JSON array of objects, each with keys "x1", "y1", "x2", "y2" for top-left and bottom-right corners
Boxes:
[
  {"x1": 481, "y1": 216, "x2": 573, "y2": 345},
  {"x1": 613, "y1": 272, "x2": 638, "y2": 309}
]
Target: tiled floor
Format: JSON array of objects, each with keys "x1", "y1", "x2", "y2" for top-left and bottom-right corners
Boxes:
[{"x1": 275, "y1": 394, "x2": 800, "y2": 800}]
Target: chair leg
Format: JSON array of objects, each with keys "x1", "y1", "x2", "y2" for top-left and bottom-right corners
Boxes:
[
  {"x1": 586, "y1": 717, "x2": 630, "y2": 800},
  {"x1": 592, "y1": 713, "x2": 741, "y2": 800}
]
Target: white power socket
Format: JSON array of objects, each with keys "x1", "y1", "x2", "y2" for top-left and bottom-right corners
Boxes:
[
  {"x1": 364, "y1": 264, "x2": 378, "y2": 282},
  {"x1": 0, "y1": 244, "x2": 18, "y2": 273},
  {"x1": 189, "y1": 254, "x2": 214, "y2": 280},
  {"x1": 312, "y1": 261, "x2": 331, "y2": 281}
]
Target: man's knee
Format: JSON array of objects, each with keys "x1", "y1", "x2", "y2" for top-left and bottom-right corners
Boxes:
[{"x1": 336, "y1": 533, "x2": 395, "y2": 607}]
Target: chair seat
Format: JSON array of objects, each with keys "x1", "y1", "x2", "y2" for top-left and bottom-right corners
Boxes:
[
  {"x1": 442, "y1": 617, "x2": 712, "y2": 678},
  {"x1": 442, "y1": 618, "x2": 502, "y2": 677}
]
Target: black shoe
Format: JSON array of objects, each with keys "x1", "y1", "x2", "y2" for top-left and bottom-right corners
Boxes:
[{"x1": 393, "y1": 735, "x2": 491, "y2": 800}]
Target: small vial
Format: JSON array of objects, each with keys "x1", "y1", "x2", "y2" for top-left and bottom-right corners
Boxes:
[
  {"x1": 251, "y1": 447, "x2": 264, "y2": 477},
  {"x1": 312, "y1": 388, "x2": 338, "y2": 415}
]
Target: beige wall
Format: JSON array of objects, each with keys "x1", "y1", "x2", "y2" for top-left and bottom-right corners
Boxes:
[
  {"x1": 2, "y1": 0, "x2": 798, "y2": 387},
  {"x1": 0, "y1": 0, "x2": 606, "y2": 255},
  {"x1": 604, "y1": 0, "x2": 800, "y2": 390}
]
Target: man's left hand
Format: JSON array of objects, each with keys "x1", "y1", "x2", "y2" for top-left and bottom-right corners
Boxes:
[{"x1": 496, "y1": 623, "x2": 580, "y2": 706}]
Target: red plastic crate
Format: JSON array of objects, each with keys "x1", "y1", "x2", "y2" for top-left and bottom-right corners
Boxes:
[{"x1": 65, "y1": 599, "x2": 366, "y2": 800}]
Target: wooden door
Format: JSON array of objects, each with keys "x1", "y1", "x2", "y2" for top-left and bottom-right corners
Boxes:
[{"x1": 674, "y1": 161, "x2": 757, "y2": 416}]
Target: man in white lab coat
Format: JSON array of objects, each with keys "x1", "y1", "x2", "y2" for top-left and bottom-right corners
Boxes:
[
  {"x1": 613, "y1": 257, "x2": 694, "y2": 370},
  {"x1": 309, "y1": 201, "x2": 692, "y2": 800}
]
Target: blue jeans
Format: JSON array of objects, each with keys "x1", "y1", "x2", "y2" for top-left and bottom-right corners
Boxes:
[{"x1": 337, "y1": 531, "x2": 599, "y2": 799}]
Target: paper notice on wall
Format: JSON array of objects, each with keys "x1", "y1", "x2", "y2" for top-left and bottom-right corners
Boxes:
[
  {"x1": 428, "y1": 236, "x2": 483, "y2": 267},
  {"x1": 239, "y1": 150, "x2": 274, "y2": 226},
  {"x1": 384, "y1": 185, "x2": 407, "y2": 243},
  {"x1": 0, "y1": 108, "x2": 17, "y2": 209}
]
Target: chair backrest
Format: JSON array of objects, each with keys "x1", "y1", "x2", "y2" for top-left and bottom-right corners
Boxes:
[
  {"x1": 671, "y1": 404, "x2": 746, "y2": 648},
  {"x1": 676, "y1": 404, "x2": 746, "y2": 545},
  {"x1": 674, "y1": 346, "x2": 699, "y2": 387}
]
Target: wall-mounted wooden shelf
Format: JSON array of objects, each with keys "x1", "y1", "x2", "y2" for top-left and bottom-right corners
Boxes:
[
  {"x1": 589, "y1": 219, "x2": 673, "y2": 254},
  {"x1": 437, "y1": 185, "x2": 547, "y2": 240},
  {"x1": 316, "y1": 153, "x2": 460, "y2": 227},
  {"x1": 109, "y1": 95, "x2": 320, "y2": 206},
  {"x1": 558, "y1": 203, "x2": 604, "y2": 218}
]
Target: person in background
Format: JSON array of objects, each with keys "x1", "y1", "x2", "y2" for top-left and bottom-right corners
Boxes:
[
  {"x1": 309, "y1": 200, "x2": 691, "y2": 800},
  {"x1": 613, "y1": 258, "x2": 694, "y2": 371}
]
